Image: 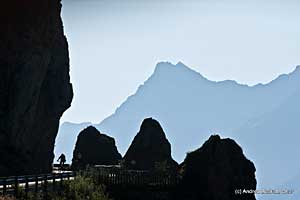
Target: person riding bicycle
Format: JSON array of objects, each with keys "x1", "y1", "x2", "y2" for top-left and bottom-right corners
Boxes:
[{"x1": 57, "y1": 153, "x2": 66, "y2": 169}]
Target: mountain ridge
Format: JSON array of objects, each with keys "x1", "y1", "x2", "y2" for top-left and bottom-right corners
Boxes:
[
  {"x1": 103, "y1": 62, "x2": 299, "y2": 124},
  {"x1": 55, "y1": 62, "x2": 300, "y2": 193},
  {"x1": 152, "y1": 61, "x2": 300, "y2": 89}
]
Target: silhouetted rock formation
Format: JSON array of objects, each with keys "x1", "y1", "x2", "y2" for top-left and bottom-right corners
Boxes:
[
  {"x1": 176, "y1": 135, "x2": 256, "y2": 200},
  {"x1": 72, "y1": 126, "x2": 122, "y2": 170},
  {"x1": 123, "y1": 118, "x2": 178, "y2": 171},
  {"x1": 0, "y1": 0, "x2": 73, "y2": 175}
]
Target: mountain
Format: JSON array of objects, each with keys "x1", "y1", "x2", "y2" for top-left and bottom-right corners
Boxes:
[
  {"x1": 234, "y1": 90, "x2": 300, "y2": 188},
  {"x1": 55, "y1": 62, "x2": 300, "y2": 189},
  {"x1": 176, "y1": 135, "x2": 256, "y2": 200},
  {"x1": 1, "y1": 0, "x2": 73, "y2": 175},
  {"x1": 123, "y1": 118, "x2": 178, "y2": 171},
  {"x1": 71, "y1": 126, "x2": 121, "y2": 170}
]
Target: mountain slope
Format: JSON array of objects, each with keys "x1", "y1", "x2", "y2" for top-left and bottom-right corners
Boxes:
[
  {"x1": 55, "y1": 62, "x2": 300, "y2": 189},
  {"x1": 96, "y1": 62, "x2": 299, "y2": 159},
  {"x1": 234, "y1": 90, "x2": 300, "y2": 188}
]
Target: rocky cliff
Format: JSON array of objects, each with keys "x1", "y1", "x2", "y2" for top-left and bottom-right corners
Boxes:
[
  {"x1": 72, "y1": 126, "x2": 122, "y2": 170},
  {"x1": 0, "y1": 0, "x2": 73, "y2": 175},
  {"x1": 123, "y1": 118, "x2": 178, "y2": 171},
  {"x1": 176, "y1": 135, "x2": 256, "y2": 200}
]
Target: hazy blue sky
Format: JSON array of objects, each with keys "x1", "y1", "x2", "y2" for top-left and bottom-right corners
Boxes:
[{"x1": 61, "y1": 0, "x2": 300, "y2": 123}]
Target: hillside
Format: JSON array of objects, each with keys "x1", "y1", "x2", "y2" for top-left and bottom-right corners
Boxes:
[{"x1": 55, "y1": 62, "x2": 300, "y2": 189}]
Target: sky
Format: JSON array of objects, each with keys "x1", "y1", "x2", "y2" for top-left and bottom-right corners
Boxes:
[{"x1": 60, "y1": 0, "x2": 300, "y2": 123}]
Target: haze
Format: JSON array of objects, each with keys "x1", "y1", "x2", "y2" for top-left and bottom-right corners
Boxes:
[{"x1": 60, "y1": 0, "x2": 300, "y2": 123}]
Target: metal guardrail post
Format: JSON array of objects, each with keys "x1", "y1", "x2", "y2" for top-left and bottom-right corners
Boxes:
[
  {"x1": 44, "y1": 174, "x2": 48, "y2": 199},
  {"x1": 3, "y1": 178, "x2": 7, "y2": 195},
  {"x1": 60, "y1": 173, "x2": 63, "y2": 189},
  {"x1": 14, "y1": 176, "x2": 18, "y2": 197},
  {"x1": 35, "y1": 175, "x2": 38, "y2": 194},
  {"x1": 52, "y1": 173, "x2": 56, "y2": 191},
  {"x1": 25, "y1": 176, "x2": 29, "y2": 199}
]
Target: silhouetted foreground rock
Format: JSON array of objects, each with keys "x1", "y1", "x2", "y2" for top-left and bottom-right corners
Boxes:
[
  {"x1": 123, "y1": 118, "x2": 178, "y2": 171},
  {"x1": 0, "y1": 0, "x2": 73, "y2": 175},
  {"x1": 72, "y1": 126, "x2": 122, "y2": 170},
  {"x1": 175, "y1": 135, "x2": 256, "y2": 200}
]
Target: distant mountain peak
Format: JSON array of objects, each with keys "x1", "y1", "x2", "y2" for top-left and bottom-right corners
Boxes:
[
  {"x1": 154, "y1": 61, "x2": 177, "y2": 71},
  {"x1": 153, "y1": 61, "x2": 206, "y2": 81},
  {"x1": 154, "y1": 61, "x2": 192, "y2": 72},
  {"x1": 175, "y1": 61, "x2": 187, "y2": 67},
  {"x1": 153, "y1": 62, "x2": 300, "y2": 89}
]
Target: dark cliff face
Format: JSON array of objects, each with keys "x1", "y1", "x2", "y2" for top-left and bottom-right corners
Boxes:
[
  {"x1": 72, "y1": 126, "x2": 122, "y2": 170},
  {"x1": 0, "y1": 0, "x2": 73, "y2": 175},
  {"x1": 176, "y1": 135, "x2": 256, "y2": 200},
  {"x1": 123, "y1": 118, "x2": 178, "y2": 171}
]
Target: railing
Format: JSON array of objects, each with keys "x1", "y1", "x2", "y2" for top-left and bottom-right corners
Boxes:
[
  {"x1": 0, "y1": 167, "x2": 181, "y2": 198},
  {"x1": 88, "y1": 167, "x2": 181, "y2": 189},
  {"x1": 0, "y1": 172, "x2": 75, "y2": 198}
]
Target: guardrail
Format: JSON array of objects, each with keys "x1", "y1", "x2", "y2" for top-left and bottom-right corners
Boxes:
[
  {"x1": 0, "y1": 172, "x2": 75, "y2": 198},
  {"x1": 0, "y1": 167, "x2": 181, "y2": 198}
]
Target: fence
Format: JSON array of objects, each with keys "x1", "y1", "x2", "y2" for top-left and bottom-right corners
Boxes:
[
  {"x1": 0, "y1": 172, "x2": 75, "y2": 198},
  {"x1": 0, "y1": 167, "x2": 181, "y2": 198},
  {"x1": 88, "y1": 167, "x2": 181, "y2": 189}
]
